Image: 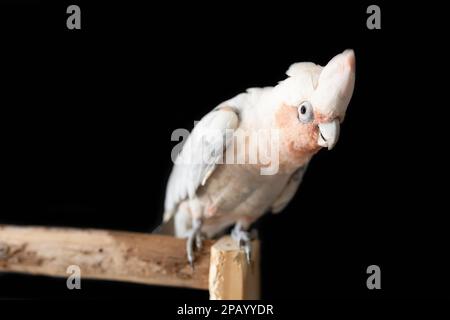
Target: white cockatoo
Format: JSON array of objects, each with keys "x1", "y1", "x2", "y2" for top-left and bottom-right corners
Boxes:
[{"x1": 159, "y1": 50, "x2": 355, "y2": 265}]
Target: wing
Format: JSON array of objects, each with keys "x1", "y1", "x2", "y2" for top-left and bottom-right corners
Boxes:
[
  {"x1": 163, "y1": 107, "x2": 239, "y2": 222},
  {"x1": 271, "y1": 163, "x2": 309, "y2": 214}
]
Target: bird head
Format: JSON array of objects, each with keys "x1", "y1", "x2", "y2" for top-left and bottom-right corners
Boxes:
[{"x1": 273, "y1": 49, "x2": 355, "y2": 165}]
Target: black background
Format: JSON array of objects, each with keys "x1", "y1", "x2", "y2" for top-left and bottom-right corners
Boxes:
[{"x1": 0, "y1": 0, "x2": 447, "y2": 301}]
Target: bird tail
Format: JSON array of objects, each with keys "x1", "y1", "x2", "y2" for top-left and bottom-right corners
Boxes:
[{"x1": 152, "y1": 215, "x2": 175, "y2": 235}]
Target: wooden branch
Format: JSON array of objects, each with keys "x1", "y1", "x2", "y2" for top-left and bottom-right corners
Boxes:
[
  {"x1": 209, "y1": 236, "x2": 260, "y2": 300},
  {"x1": 0, "y1": 225, "x2": 212, "y2": 290},
  {"x1": 0, "y1": 225, "x2": 261, "y2": 299}
]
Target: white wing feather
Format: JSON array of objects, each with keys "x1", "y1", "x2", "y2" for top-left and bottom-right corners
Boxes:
[{"x1": 163, "y1": 108, "x2": 239, "y2": 222}]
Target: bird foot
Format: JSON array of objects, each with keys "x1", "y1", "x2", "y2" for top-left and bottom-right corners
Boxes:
[
  {"x1": 231, "y1": 225, "x2": 254, "y2": 264},
  {"x1": 186, "y1": 219, "x2": 204, "y2": 270}
]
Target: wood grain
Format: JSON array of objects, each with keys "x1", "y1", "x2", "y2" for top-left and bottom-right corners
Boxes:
[{"x1": 0, "y1": 225, "x2": 212, "y2": 290}]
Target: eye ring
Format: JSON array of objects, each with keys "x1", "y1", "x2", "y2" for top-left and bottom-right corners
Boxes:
[{"x1": 298, "y1": 101, "x2": 314, "y2": 123}]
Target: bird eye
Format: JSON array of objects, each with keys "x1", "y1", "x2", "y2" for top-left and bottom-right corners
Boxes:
[{"x1": 298, "y1": 101, "x2": 313, "y2": 123}]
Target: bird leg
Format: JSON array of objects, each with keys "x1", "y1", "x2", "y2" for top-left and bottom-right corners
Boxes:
[
  {"x1": 186, "y1": 217, "x2": 204, "y2": 269},
  {"x1": 231, "y1": 222, "x2": 254, "y2": 264}
]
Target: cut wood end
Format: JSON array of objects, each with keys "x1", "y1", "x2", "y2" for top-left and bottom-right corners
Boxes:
[{"x1": 209, "y1": 236, "x2": 260, "y2": 300}]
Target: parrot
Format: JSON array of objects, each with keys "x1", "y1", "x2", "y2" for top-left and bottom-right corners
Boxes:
[{"x1": 158, "y1": 49, "x2": 355, "y2": 266}]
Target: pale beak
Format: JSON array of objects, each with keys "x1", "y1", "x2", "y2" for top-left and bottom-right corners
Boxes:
[{"x1": 317, "y1": 119, "x2": 340, "y2": 150}]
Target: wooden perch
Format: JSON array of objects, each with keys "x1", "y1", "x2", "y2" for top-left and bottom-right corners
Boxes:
[
  {"x1": 209, "y1": 236, "x2": 260, "y2": 300},
  {"x1": 0, "y1": 225, "x2": 211, "y2": 289},
  {"x1": 0, "y1": 225, "x2": 260, "y2": 299}
]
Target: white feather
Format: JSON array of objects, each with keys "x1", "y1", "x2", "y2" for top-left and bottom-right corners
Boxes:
[{"x1": 163, "y1": 107, "x2": 239, "y2": 222}]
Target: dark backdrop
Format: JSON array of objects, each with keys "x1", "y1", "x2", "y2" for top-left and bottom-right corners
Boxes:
[{"x1": 0, "y1": 0, "x2": 447, "y2": 299}]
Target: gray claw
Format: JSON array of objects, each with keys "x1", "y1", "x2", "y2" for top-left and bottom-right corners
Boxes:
[
  {"x1": 186, "y1": 218, "x2": 203, "y2": 270},
  {"x1": 231, "y1": 224, "x2": 252, "y2": 264},
  {"x1": 186, "y1": 232, "x2": 195, "y2": 269},
  {"x1": 244, "y1": 242, "x2": 251, "y2": 264}
]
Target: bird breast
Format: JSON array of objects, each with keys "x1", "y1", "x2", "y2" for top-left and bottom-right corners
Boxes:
[{"x1": 196, "y1": 163, "x2": 291, "y2": 236}]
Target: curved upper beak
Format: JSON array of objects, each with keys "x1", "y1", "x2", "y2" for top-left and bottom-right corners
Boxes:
[{"x1": 317, "y1": 119, "x2": 340, "y2": 150}]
